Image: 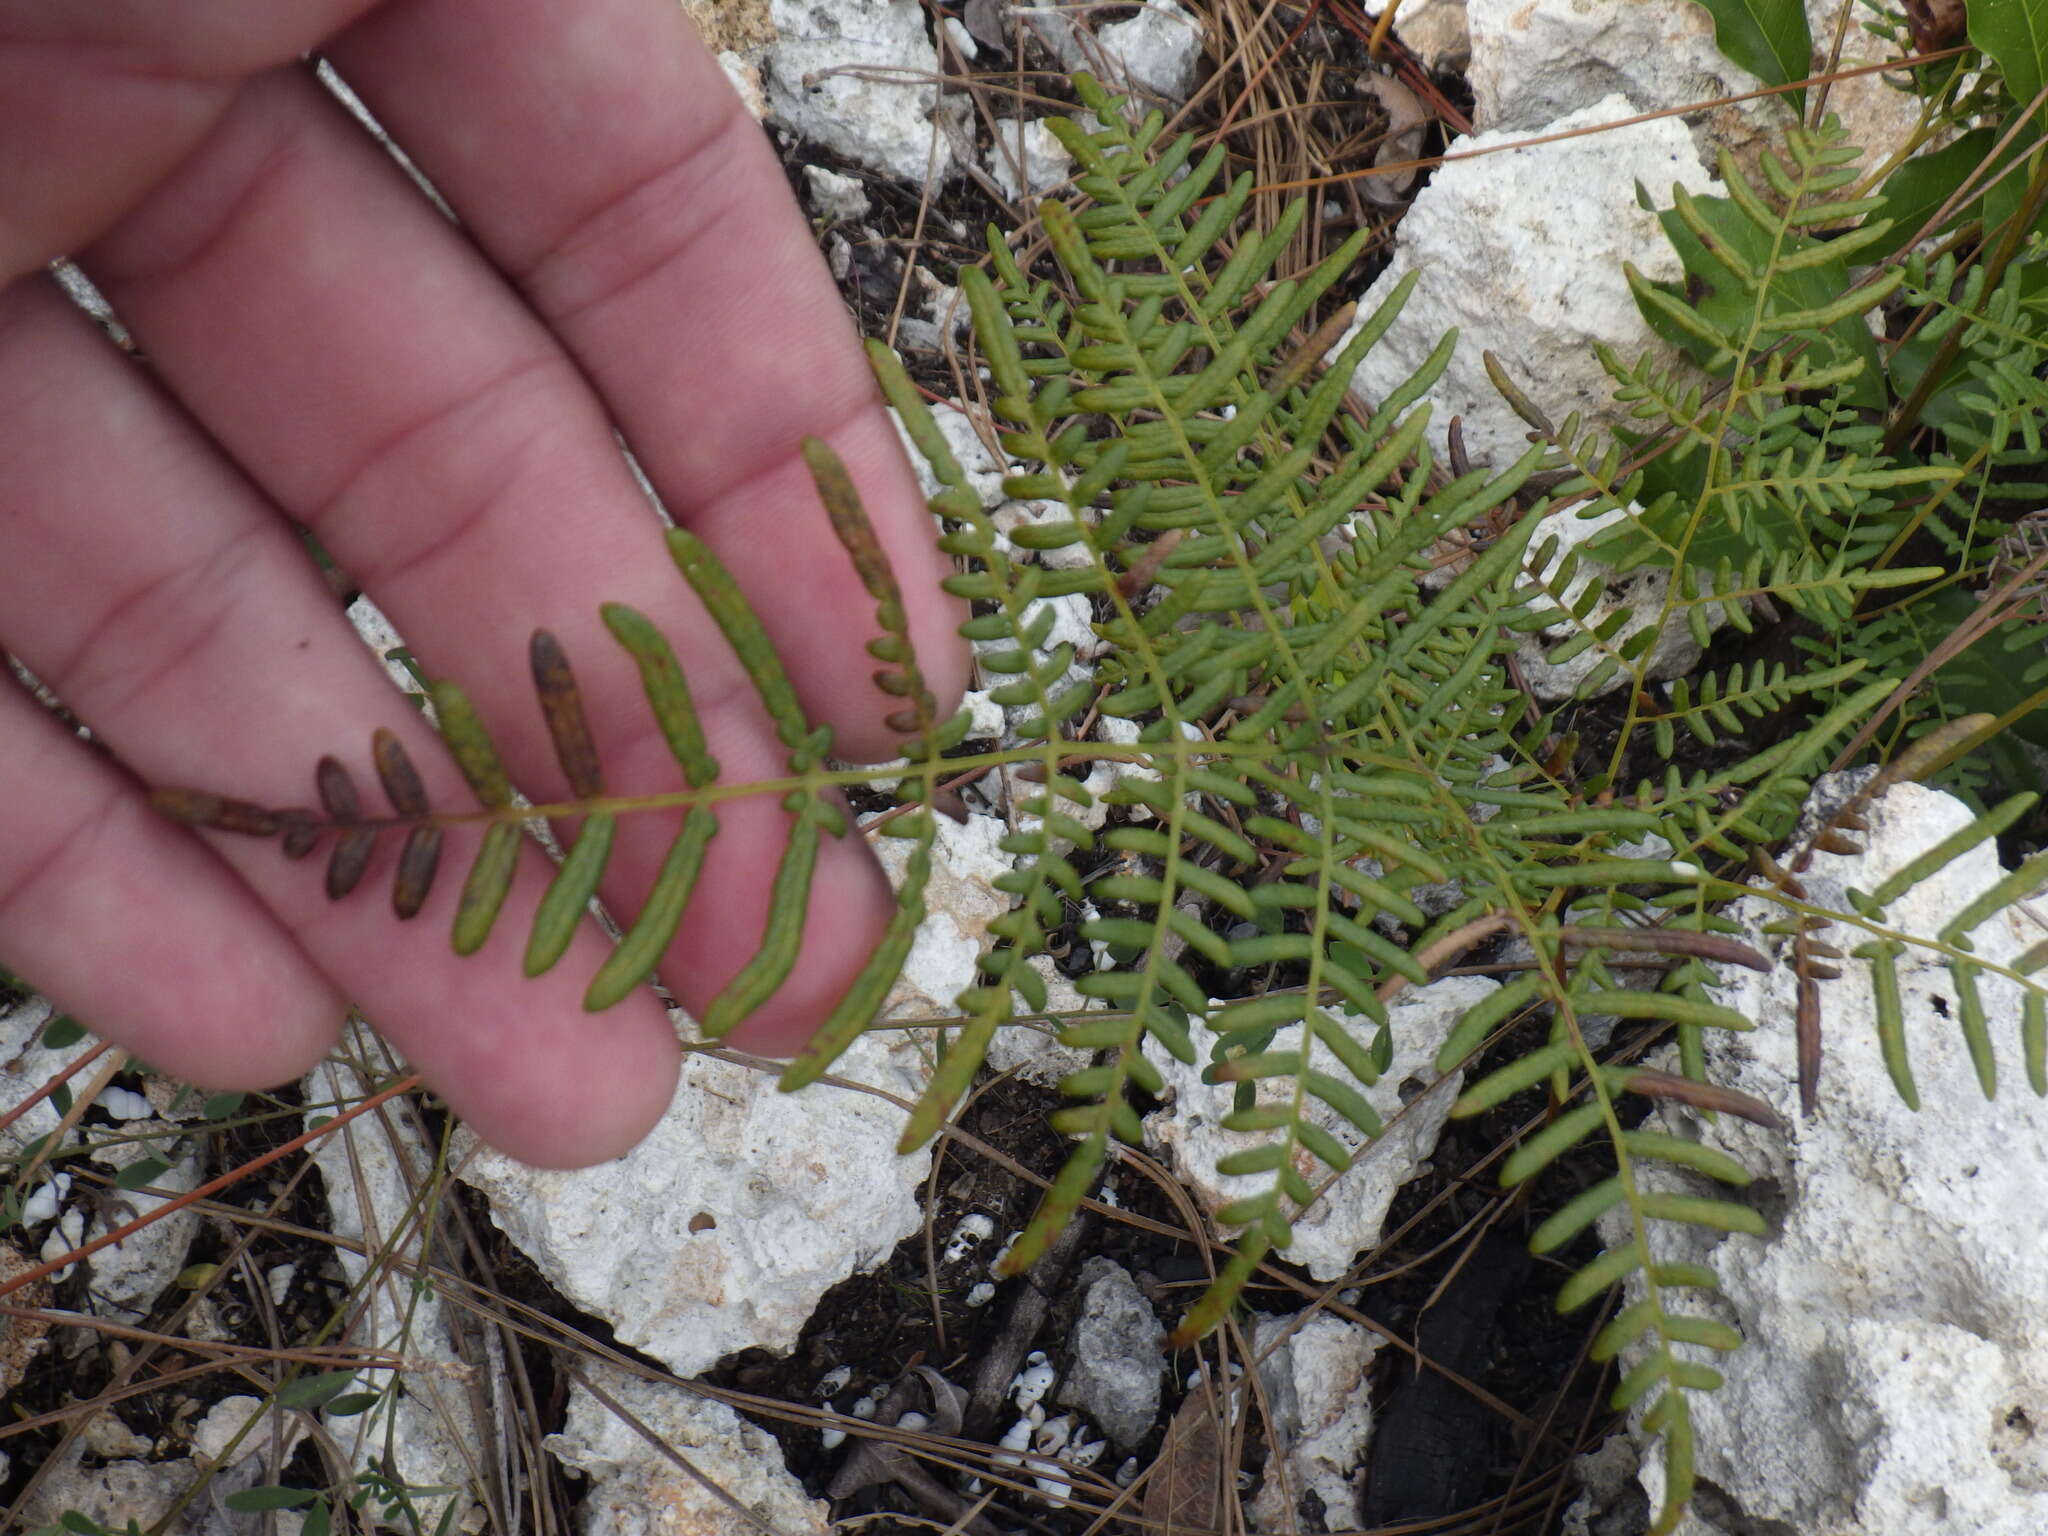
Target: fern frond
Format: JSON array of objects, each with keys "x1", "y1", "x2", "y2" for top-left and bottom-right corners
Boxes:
[{"x1": 154, "y1": 439, "x2": 943, "y2": 1044}]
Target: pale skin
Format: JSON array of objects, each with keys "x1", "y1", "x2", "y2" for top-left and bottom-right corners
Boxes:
[{"x1": 0, "y1": 0, "x2": 967, "y2": 1167}]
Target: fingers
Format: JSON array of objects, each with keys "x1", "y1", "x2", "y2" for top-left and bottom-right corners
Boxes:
[
  {"x1": 0, "y1": 275, "x2": 681, "y2": 1167},
  {"x1": 0, "y1": 676, "x2": 340, "y2": 1091},
  {"x1": 73, "y1": 62, "x2": 902, "y2": 1055},
  {"x1": 323, "y1": 0, "x2": 968, "y2": 756},
  {"x1": 3, "y1": 0, "x2": 958, "y2": 1156},
  {"x1": 0, "y1": 0, "x2": 381, "y2": 279}
]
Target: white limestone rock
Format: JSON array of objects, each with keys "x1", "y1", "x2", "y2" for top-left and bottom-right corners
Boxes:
[
  {"x1": 307, "y1": 1057, "x2": 481, "y2": 1534},
  {"x1": 892, "y1": 400, "x2": 1009, "y2": 509},
  {"x1": 1517, "y1": 502, "x2": 1726, "y2": 700},
  {"x1": 866, "y1": 805, "x2": 1097, "y2": 1087},
  {"x1": 719, "y1": 50, "x2": 769, "y2": 121},
  {"x1": 1143, "y1": 976, "x2": 1497, "y2": 1280},
  {"x1": 1395, "y1": 0, "x2": 1471, "y2": 73},
  {"x1": 1333, "y1": 94, "x2": 1719, "y2": 473},
  {"x1": 0, "y1": 995, "x2": 91, "y2": 1154},
  {"x1": 957, "y1": 687, "x2": 1006, "y2": 741},
  {"x1": 192, "y1": 1394, "x2": 305, "y2": 1470},
  {"x1": 1469, "y1": 0, "x2": 1748, "y2": 137},
  {"x1": 1249, "y1": 1312, "x2": 1382, "y2": 1530},
  {"x1": 983, "y1": 978, "x2": 1098, "y2": 1088},
  {"x1": 547, "y1": 1362, "x2": 830, "y2": 1536},
  {"x1": 1028, "y1": 0, "x2": 1205, "y2": 103},
  {"x1": 17, "y1": 1459, "x2": 191, "y2": 1535},
  {"x1": 991, "y1": 498, "x2": 1097, "y2": 570},
  {"x1": 1056, "y1": 1257, "x2": 1166, "y2": 1448},
  {"x1": 986, "y1": 117, "x2": 1075, "y2": 201},
  {"x1": 1559, "y1": 1433, "x2": 1651, "y2": 1536},
  {"x1": 84, "y1": 1126, "x2": 202, "y2": 1324},
  {"x1": 1468, "y1": 0, "x2": 1925, "y2": 176},
  {"x1": 969, "y1": 591, "x2": 1100, "y2": 745},
  {"x1": 459, "y1": 1027, "x2": 931, "y2": 1377},
  {"x1": 803, "y1": 165, "x2": 871, "y2": 223},
  {"x1": 889, "y1": 398, "x2": 1102, "y2": 572},
  {"x1": 80, "y1": 1413, "x2": 153, "y2": 1461},
  {"x1": 766, "y1": 0, "x2": 956, "y2": 184},
  {"x1": 868, "y1": 810, "x2": 1010, "y2": 1022},
  {"x1": 1602, "y1": 778, "x2": 2048, "y2": 1535}
]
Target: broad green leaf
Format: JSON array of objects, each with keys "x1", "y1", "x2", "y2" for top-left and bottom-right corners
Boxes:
[
  {"x1": 277, "y1": 1368, "x2": 364, "y2": 1410},
  {"x1": 1688, "y1": 0, "x2": 1810, "y2": 113},
  {"x1": 39, "y1": 1014, "x2": 86, "y2": 1050},
  {"x1": 1868, "y1": 129, "x2": 1998, "y2": 262},
  {"x1": 1974, "y1": 0, "x2": 2048, "y2": 120}
]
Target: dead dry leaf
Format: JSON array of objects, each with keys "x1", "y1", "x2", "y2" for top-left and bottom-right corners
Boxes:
[
  {"x1": 1361, "y1": 71, "x2": 1428, "y2": 208},
  {"x1": 963, "y1": 0, "x2": 1011, "y2": 56},
  {"x1": 1138, "y1": 1377, "x2": 1228, "y2": 1535}
]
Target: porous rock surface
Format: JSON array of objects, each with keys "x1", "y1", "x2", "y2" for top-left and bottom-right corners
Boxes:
[
  {"x1": 1142, "y1": 975, "x2": 1498, "y2": 1280},
  {"x1": 1333, "y1": 93, "x2": 1720, "y2": 473},
  {"x1": 1249, "y1": 1311, "x2": 1381, "y2": 1531},
  {"x1": 1467, "y1": 0, "x2": 1926, "y2": 175},
  {"x1": 1601, "y1": 778, "x2": 2048, "y2": 1535},
  {"x1": 1026, "y1": 0, "x2": 1206, "y2": 104},
  {"x1": 458, "y1": 1027, "x2": 933, "y2": 1377},
  {"x1": 1055, "y1": 1257, "x2": 1166, "y2": 1449},
  {"x1": 764, "y1": 0, "x2": 956, "y2": 184},
  {"x1": 1516, "y1": 501, "x2": 1725, "y2": 701},
  {"x1": 547, "y1": 1362, "x2": 830, "y2": 1536},
  {"x1": 868, "y1": 809, "x2": 1096, "y2": 1088}
]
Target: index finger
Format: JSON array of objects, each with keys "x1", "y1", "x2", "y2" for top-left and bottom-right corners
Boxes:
[{"x1": 324, "y1": 0, "x2": 968, "y2": 756}]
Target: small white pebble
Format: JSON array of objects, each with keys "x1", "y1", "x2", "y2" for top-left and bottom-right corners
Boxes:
[
  {"x1": 851, "y1": 1389, "x2": 882, "y2": 1421},
  {"x1": 897, "y1": 1411, "x2": 930, "y2": 1433},
  {"x1": 941, "y1": 14, "x2": 978, "y2": 58},
  {"x1": 820, "y1": 1425, "x2": 847, "y2": 1451},
  {"x1": 1185, "y1": 1362, "x2": 1243, "y2": 1392},
  {"x1": 965, "y1": 1280, "x2": 996, "y2": 1308},
  {"x1": 817, "y1": 1365, "x2": 852, "y2": 1398},
  {"x1": 193, "y1": 1395, "x2": 269, "y2": 1467}
]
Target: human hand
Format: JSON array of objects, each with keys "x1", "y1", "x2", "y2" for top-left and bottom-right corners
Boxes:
[{"x1": 0, "y1": 0, "x2": 965, "y2": 1166}]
